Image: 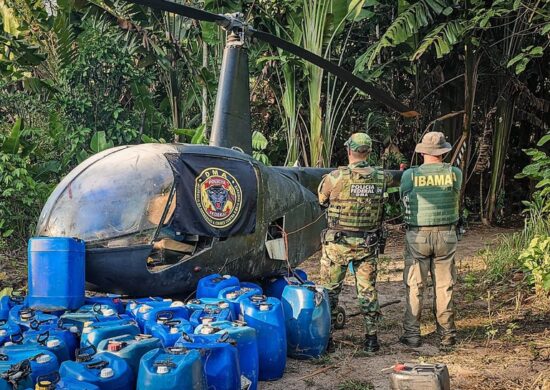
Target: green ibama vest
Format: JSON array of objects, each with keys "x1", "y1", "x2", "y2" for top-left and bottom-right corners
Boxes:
[
  {"x1": 403, "y1": 163, "x2": 459, "y2": 226},
  {"x1": 327, "y1": 166, "x2": 385, "y2": 231}
]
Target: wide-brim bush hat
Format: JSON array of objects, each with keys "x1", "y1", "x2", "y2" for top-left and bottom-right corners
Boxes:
[{"x1": 415, "y1": 131, "x2": 452, "y2": 156}]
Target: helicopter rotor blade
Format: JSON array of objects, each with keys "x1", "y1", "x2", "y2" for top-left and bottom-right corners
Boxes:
[
  {"x1": 125, "y1": 0, "x2": 230, "y2": 25},
  {"x1": 249, "y1": 28, "x2": 419, "y2": 118},
  {"x1": 124, "y1": 0, "x2": 419, "y2": 117}
]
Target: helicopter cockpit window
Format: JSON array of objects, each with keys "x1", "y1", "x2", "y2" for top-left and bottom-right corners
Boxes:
[{"x1": 36, "y1": 145, "x2": 175, "y2": 246}]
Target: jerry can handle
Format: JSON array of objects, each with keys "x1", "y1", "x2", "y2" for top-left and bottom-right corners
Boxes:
[
  {"x1": 91, "y1": 303, "x2": 103, "y2": 314},
  {"x1": 10, "y1": 291, "x2": 24, "y2": 304},
  {"x1": 29, "y1": 319, "x2": 40, "y2": 330},
  {"x1": 164, "y1": 319, "x2": 181, "y2": 327},
  {"x1": 75, "y1": 344, "x2": 97, "y2": 360},
  {"x1": 36, "y1": 372, "x2": 61, "y2": 386},
  {"x1": 250, "y1": 294, "x2": 267, "y2": 303},
  {"x1": 180, "y1": 332, "x2": 193, "y2": 342},
  {"x1": 156, "y1": 310, "x2": 174, "y2": 321},
  {"x1": 10, "y1": 332, "x2": 24, "y2": 344},
  {"x1": 86, "y1": 360, "x2": 109, "y2": 370},
  {"x1": 217, "y1": 332, "x2": 230, "y2": 343},
  {"x1": 37, "y1": 330, "x2": 50, "y2": 346}
]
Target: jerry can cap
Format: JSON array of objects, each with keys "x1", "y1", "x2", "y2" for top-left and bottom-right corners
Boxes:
[
  {"x1": 170, "y1": 301, "x2": 184, "y2": 307},
  {"x1": 199, "y1": 325, "x2": 215, "y2": 335},
  {"x1": 219, "y1": 302, "x2": 229, "y2": 309},
  {"x1": 100, "y1": 367, "x2": 114, "y2": 378},
  {"x1": 201, "y1": 317, "x2": 214, "y2": 324},
  {"x1": 139, "y1": 305, "x2": 153, "y2": 313},
  {"x1": 36, "y1": 354, "x2": 52, "y2": 364},
  {"x1": 259, "y1": 303, "x2": 271, "y2": 311},
  {"x1": 0, "y1": 330, "x2": 6, "y2": 336},
  {"x1": 46, "y1": 339, "x2": 60, "y2": 348},
  {"x1": 156, "y1": 365, "x2": 170, "y2": 374},
  {"x1": 102, "y1": 308, "x2": 116, "y2": 317}
]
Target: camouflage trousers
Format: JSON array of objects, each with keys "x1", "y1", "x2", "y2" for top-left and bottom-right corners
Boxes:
[
  {"x1": 403, "y1": 226, "x2": 458, "y2": 339},
  {"x1": 320, "y1": 239, "x2": 380, "y2": 336}
]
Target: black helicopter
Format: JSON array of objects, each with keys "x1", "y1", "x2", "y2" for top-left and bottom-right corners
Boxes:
[{"x1": 36, "y1": 0, "x2": 418, "y2": 296}]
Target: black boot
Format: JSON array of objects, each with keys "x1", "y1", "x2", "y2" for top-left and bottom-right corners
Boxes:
[
  {"x1": 399, "y1": 335, "x2": 422, "y2": 348},
  {"x1": 326, "y1": 335, "x2": 336, "y2": 353},
  {"x1": 364, "y1": 334, "x2": 380, "y2": 353}
]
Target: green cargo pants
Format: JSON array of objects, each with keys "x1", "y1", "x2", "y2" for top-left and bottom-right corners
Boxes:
[
  {"x1": 320, "y1": 237, "x2": 380, "y2": 336},
  {"x1": 402, "y1": 226, "x2": 458, "y2": 339}
]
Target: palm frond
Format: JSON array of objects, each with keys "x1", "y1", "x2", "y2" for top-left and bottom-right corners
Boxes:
[
  {"x1": 411, "y1": 20, "x2": 466, "y2": 60},
  {"x1": 360, "y1": 0, "x2": 454, "y2": 69}
]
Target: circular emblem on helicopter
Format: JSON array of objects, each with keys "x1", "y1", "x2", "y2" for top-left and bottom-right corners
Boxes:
[{"x1": 195, "y1": 168, "x2": 242, "y2": 228}]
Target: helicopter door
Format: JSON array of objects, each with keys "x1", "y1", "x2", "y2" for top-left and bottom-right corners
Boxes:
[{"x1": 265, "y1": 217, "x2": 287, "y2": 261}]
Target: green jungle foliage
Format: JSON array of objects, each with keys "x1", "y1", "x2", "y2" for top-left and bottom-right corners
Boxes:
[
  {"x1": 483, "y1": 132, "x2": 550, "y2": 293},
  {"x1": 0, "y1": 0, "x2": 549, "y2": 259}
]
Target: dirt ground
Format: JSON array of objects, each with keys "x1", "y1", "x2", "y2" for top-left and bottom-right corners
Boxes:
[
  {"x1": 1, "y1": 225, "x2": 548, "y2": 389},
  {"x1": 263, "y1": 224, "x2": 550, "y2": 390}
]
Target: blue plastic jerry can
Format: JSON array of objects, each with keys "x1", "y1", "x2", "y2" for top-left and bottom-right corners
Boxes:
[
  {"x1": 23, "y1": 327, "x2": 78, "y2": 361},
  {"x1": 135, "y1": 302, "x2": 189, "y2": 332},
  {"x1": 59, "y1": 352, "x2": 133, "y2": 390},
  {"x1": 85, "y1": 295, "x2": 125, "y2": 315},
  {"x1": 218, "y1": 284, "x2": 263, "y2": 317},
  {"x1": 96, "y1": 334, "x2": 161, "y2": 376},
  {"x1": 1, "y1": 292, "x2": 26, "y2": 322},
  {"x1": 16, "y1": 330, "x2": 71, "y2": 363},
  {"x1": 175, "y1": 333, "x2": 240, "y2": 390},
  {"x1": 137, "y1": 347, "x2": 205, "y2": 390},
  {"x1": 29, "y1": 372, "x2": 101, "y2": 390},
  {"x1": 239, "y1": 282, "x2": 264, "y2": 293},
  {"x1": 80, "y1": 320, "x2": 140, "y2": 349},
  {"x1": 195, "y1": 321, "x2": 259, "y2": 390},
  {"x1": 196, "y1": 274, "x2": 240, "y2": 299},
  {"x1": 146, "y1": 317, "x2": 194, "y2": 348},
  {"x1": 282, "y1": 285, "x2": 331, "y2": 359},
  {"x1": 263, "y1": 269, "x2": 310, "y2": 299},
  {"x1": 0, "y1": 297, "x2": 8, "y2": 322},
  {"x1": 59, "y1": 304, "x2": 128, "y2": 332},
  {"x1": 0, "y1": 320, "x2": 20, "y2": 346},
  {"x1": 28, "y1": 237, "x2": 85, "y2": 312},
  {"x1": 189, "y1": 305, "x2": 233, "y2": 328},
  {"x1": 124, "y1": 298, "x2": 166, "y2": 319},
  {"x1": 240, "y1": 295, "x2": 286, "y2": 381},
  {"x1": 9, "y1": 306, "x2": 58, "y2": 332},
  {"x1": 186, "y1": 298, "x2": 231, "y2": 314},
  {"x1": 33, "y1": 373, "x2": 101, "y2": 389},
  {"x1": 0, "y1": 347, "x2": 59, "y2": 386}
]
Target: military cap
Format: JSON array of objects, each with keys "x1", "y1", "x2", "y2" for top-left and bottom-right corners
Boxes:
[
  {"x1": 415, "y1": 131, "x2": 452, "y2": 156},
  {"x1": 345, "y1": 133, "x2": 372, "y2": 153}
]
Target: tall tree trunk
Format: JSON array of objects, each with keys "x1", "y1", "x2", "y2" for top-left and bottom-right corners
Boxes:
[
  {"x1": 486, "y1": 93, "x2": 516, "y2": 224},
  {"x1": 458, "y1": 40, "x2": 479, "y2": 204}
]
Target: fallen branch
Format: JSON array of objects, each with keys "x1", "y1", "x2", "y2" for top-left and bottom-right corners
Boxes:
[{"x1": 299, "y1": 365, "x2": 337, "y2": 381}]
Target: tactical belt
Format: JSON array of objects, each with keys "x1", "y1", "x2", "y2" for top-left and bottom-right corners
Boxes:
[
  {"x1": 407, "y1": 224, "x2": 456, "y2": 232},
  {"x1": 327, "y1": 229, "x2": 378, "y2": 238}
]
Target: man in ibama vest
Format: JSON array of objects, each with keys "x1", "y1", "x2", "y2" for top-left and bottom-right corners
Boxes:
[
  {"x1": 318, "y1": 132, "x2": 388, "y2": 353},
  {"x1": 399, "y1": 131, "x2": 462, "y2": 348}
]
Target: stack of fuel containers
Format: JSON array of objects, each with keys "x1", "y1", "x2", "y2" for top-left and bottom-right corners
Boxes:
[{"x1": 0, "y1": 236, "x2": 333, "y2": 390}]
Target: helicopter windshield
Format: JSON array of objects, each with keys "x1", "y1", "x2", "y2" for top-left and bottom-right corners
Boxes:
[{"x1": 36, "y1": 145, "x2": 176, "y2": 245}]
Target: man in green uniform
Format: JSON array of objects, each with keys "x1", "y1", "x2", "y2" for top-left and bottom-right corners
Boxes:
[
  {"x1": 399, "y1": 131, "x2": 462, "y2": 348},
  {"x1": 318, "y1": 133, "x2": 388, "y2": 353}
]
